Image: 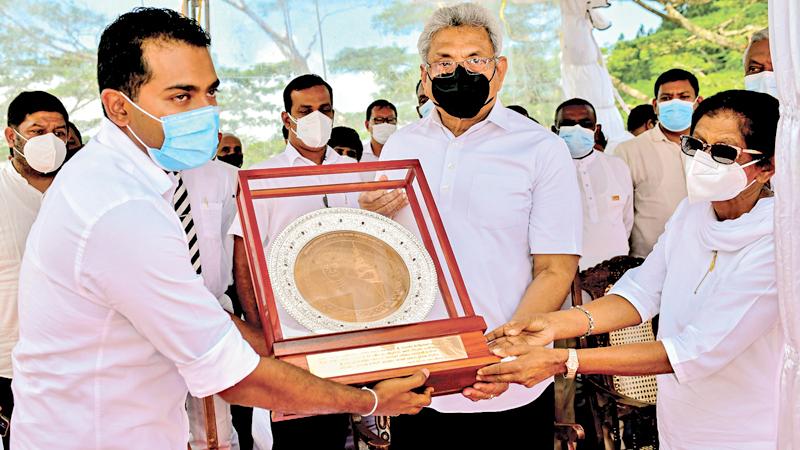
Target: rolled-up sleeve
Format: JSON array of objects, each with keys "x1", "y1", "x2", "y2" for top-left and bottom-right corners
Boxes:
[
  {"x1": 528, "y1": 137, "x2": 582, "y2": 255},
  {"x1": 660, "y1": 239, "x2": 778, "y2": 384},
  {"x1": 80, "y1": 199, "x2": 260, "y2": 397}
]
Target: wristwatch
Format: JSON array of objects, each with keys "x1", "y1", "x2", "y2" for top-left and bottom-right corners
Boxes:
[{"x1": 564, "y1": 348, "x2": 579, "y2": 380}]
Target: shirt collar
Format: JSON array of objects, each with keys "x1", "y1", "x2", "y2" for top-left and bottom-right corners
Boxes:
[
  {"x1": 2, "y1": 161, "x2": 42, "y2": 197},
  {"x1": 426, "y1": 99, "x2": 512, "y2": 137},
  {"x1": 650, "y1": 124, "x2": 674, "y2": 144},
  {"x1": 574, "y1": 149, "x2": 598, "y2": 165},
  {"x1": 282, "y1": 143, "x2": 341, "y2": 166},
  {"x1": 95, "y1": 118, "x2": 173, "y2": 196}
]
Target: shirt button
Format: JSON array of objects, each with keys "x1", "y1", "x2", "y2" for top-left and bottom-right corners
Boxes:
[
  {"x1": 447, "y1": 163, "x2": 455, "y2": 169},
  {"x1": 442, "y1": 185, "x2": 450, "y2": 191}
]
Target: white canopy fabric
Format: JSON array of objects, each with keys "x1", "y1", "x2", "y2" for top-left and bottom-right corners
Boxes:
[
  {"x1": 770, "y1": 0, "x2": 800, "y2": 447},
  {"x1": 559, "y1": 0, "x2": 630, "y2": 146}
]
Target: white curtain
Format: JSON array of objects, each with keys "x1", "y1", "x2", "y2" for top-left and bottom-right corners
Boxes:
[
  {"x1": 770, "y1": 0, "x2": 800, "y2": 447},
  {"x1": 559, "y1": 0, "x2": 630, "y2": 146}
]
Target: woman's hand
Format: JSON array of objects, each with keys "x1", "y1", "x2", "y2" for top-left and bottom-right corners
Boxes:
[{"x1": 476, "y1": 339, "x2": 568, "y2": 388}]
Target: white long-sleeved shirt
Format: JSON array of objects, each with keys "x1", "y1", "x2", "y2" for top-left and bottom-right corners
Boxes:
[
  {"x1": 11, "y1": 119, "x2": 260, "y2": 450},
  {"x1": 610, "y1": 197, "x2": 781, "y2": 449}
]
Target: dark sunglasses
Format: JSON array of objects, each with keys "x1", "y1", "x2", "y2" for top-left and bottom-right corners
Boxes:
[{"x1": 680, "y1": 135, "x2": 764, "y2": 165}]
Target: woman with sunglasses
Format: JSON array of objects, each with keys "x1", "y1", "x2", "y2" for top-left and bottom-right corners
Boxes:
[{"x1": 479, "y1": 90, "x2": 782, "y2": 449}]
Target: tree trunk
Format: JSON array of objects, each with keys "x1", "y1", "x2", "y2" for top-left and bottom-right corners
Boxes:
[{"x1": 632, "y1": 0, "x2": 746, "y2": 51}]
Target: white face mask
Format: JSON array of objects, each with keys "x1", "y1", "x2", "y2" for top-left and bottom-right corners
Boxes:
[
  {"x1": 744, "y1": 71, "x2": 778, "y2": 98},
  {"x1": 685, "y1": 149, "x2": 760, "y2": 203},
  {"x1": 288, "y1": 110, "x2": 333, "y2": 148},
  {"x1": 371, "y1": 123, "x2": 397, "y2": 144},
  {"x1": 13, "y1": 130, "x2": 67, "y2": 174}
]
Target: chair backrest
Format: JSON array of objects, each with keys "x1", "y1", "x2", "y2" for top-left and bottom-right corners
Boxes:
[
  {"x1": 608, "y1": 321, "x2": 659, "y2": 404},
  {"x1": 575, "y1": 255, "x2": 658, "y2": 405}
]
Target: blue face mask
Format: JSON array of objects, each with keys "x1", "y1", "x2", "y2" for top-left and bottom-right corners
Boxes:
[
  {"x1": 657, "y1": 98, "x2": 695, "y2": 132},
  {"x1": 122, "y1": 93, "x2": 220, "y2": 171},
  {"x1": 558, "y1": 125, "x2": 595, "y2": 159},
  {"x1": 417, "y1": 99, "x2": 435, "y2": 118}
]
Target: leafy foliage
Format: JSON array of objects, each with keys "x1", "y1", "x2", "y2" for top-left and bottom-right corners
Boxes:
[
  {"x1": 0, "y1": 0, "x2": 768, "y2": 166},
  {"x1": 607, "y1": 0, "x2": 768, "y2": 106}
]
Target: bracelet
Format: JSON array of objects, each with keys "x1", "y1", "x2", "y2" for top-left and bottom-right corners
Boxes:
[
  {"x1": 572, "y1": 305, "x2": 595, "y2": 337},
  {"x1": 361, "y1": 387, "x2": 378, "y2": 417}
]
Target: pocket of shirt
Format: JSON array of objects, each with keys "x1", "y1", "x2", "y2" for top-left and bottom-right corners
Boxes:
[
  {"x1": 467, "y1": 173, "x2": 529, "y2": 229},
  {"x1": 197, "y1": 201, "x2": 223, "y2": 238},
  {"x1": 606, "y1": 193, "x2": 626, "y2": 218}
]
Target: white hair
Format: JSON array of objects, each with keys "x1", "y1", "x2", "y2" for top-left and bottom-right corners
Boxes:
[
  {"x1": 743, "y1": 27, "x2": 769, "y2": 64},
  {"x1": 417, "y1": 3, "x2": 503, "y2": 63}
]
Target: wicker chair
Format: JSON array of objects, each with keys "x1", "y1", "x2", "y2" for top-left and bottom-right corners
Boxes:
[{"x1": 574, "y1": 256, "x2": 659, "y2": 450}]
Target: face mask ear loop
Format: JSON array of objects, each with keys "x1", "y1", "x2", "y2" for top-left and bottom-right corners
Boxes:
[
  {"x1": 126, "y1": 123, "x2": 151, "y2": 151},
  {"x1": 12, "y1": 128, "x2": 29, "y2": 143},
  {"x1": 118, "y1": 91, "x2": 163, "y2": 123}
]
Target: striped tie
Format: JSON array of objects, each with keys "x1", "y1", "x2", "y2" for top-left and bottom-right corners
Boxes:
[{"x1": 173, "y1": 173, "x2": 202, "y2": 275}]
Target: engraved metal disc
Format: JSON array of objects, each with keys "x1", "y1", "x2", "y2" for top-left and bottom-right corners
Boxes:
[{"x1": 268, "y1": 207, "x2": 437, "y2": 333}]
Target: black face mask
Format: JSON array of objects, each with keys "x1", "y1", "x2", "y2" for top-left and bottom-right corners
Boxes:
[
  {"x1": 430, "y1": 65, "x2": 494, "y2": 119},
  {"x1": 218, "y1": 153, "x2": 244, "y2": 168}
]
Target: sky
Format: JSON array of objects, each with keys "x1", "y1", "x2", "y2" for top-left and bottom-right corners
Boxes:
[{"x1": 74, "y1": 0, "x2": 662, "y2": 115}]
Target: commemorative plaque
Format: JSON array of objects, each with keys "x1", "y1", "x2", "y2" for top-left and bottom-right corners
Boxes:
[{"x1": 236, "y1": 160, "x2": 499, "y2": 420}]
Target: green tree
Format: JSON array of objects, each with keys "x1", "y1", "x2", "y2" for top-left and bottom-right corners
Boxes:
[
  {"x1": 608, "y1": 0, "x2": 768, "y2": 108},
  {"x1": 0, "y1": 0, "x2": 104, "y2": 133}
]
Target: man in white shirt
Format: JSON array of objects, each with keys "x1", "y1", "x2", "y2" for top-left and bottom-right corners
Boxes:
[
  {"x1": 553, "y1": 98, "x2": 633, "y2": 270},
  {"x1": 359, "y1": 99, "x2": 398, "y2": 181},
  {"x1": 216, "y1": 133, "x2": 244, "y2": 168},
  {"x1": 10, "y1": 9, "x2": 431, "y2": 450},
  {"x1": 361, "y1": 99, "x2": 398, "y2": 163},
  {"x1": 180, "y1": 159, "x2": 242, "y2": 449},
  {"x1": 551, "y1": 98, "x2": 633, "y2": 425},
  {"x1": 359, "y1": 4, "x2": 582, "y2": 448},
  {"x1": 230, "y1": 74, "x2": 365, "y2": 450},
  {"x1": 614, "y1": 69, "x2": 702, "y2": 258},
  {"x1": 0, "y1": 90, "x2": 70, "y2": 450}
]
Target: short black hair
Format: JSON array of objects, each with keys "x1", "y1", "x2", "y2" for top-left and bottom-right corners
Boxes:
[
  {"x1": 416, "y1": 79, "x2": 423, "y2": 94},
  {"x1": 554, "y1": 98, "x2": 596, "y2": 124},
  {"x1": 282, "y1": 125, "x2": 289, "y2": 140},
  {"x1": 690, "y1": 90, "x2": 779, "y2": 167},
  {"x1": 328, "y1": 126, "x2": 363, "y2": 160},
  {"x1": 653, "y1": 68, "x2": 699, "y2": 98},
  {"x1": 366, "y1": 99, "x2": 397, "y2": 122},
  {"x1": 97, "y1": 7, "x2": 210, "y2": 100},
  {"x1": 283, "y1": 74, "x2": 333, "y2": 112},
  {"x1": 68, "y1": 121, "x2": 83, "y2": 144},
  {"x1": 506, "y1": 105, "x2": 529, "y2": 118},
  {"x1": 7, "y1": 91, "x2": 69, "y2": 127},
  {"x1": 627, "y1": 104, "x2": 657, "y2": 132}
]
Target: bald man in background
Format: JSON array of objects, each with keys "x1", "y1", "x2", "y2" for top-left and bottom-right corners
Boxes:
[{"x1": 217, "y1": 133, "x2": 244, "y2": 168}]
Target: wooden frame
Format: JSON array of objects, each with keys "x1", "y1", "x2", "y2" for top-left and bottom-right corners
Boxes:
[{"x1": 236, "y1": 160, "x2": 499, "y2": 417}]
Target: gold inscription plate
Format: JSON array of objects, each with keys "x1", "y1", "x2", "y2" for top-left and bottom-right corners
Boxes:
[
  {"x1": 294, "y1": 231, "x2": 411, "y2": 323},
  {"x1": 306, "y1": 335, "x2": 468, "y2": 378}
]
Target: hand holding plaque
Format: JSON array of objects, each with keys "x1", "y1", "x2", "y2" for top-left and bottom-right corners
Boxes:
[{"x1": 235, "y1": 160, "x2": 500, "y2": 420}]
